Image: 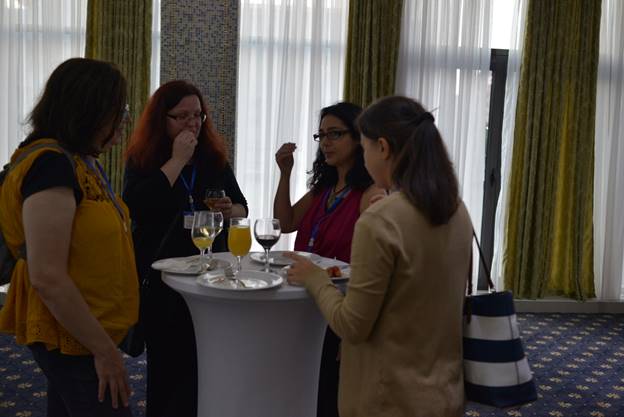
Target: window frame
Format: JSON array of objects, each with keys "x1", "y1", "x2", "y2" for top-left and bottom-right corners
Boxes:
[{"x1": 478, "y1": 48, "x2": 509, "y2": 290}]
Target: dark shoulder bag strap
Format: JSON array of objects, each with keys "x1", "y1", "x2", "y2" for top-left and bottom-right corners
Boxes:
[
  {"x1": 141, "y1": 210, "x2": 183, "y2": 288},
  {"x1": 471, "y1": 229, "x2": 495, "y2": 292},
  {"x1": 465, "y1": 230, "x2": 496, "y2": 322}
]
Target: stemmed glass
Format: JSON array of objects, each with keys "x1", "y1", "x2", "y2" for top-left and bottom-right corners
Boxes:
[
  {"x1": 205, "y1": 188, "x2": 226, "y2": 211},
  {"x1": 227, "y1": 217, "x2": 251, "y2": 274},
  {"x1": 191, "y1": 211, "x2": 224, "y2": 270},
  {"x1": 254, "y1": 218, "x2": 281, "y2": 273}
]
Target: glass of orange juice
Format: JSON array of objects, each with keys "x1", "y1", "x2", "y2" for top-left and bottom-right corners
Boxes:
[{"x1": 228, "y1": 217, "x2": 252, "y2": 274}]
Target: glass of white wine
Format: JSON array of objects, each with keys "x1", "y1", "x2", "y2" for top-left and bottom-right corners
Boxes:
[
  {"x1": 204, "y1": 188, "x2": 226, "y2": 211},
  {"x1": 191, "y1": 211, "x2": 224, "y2": 270},
  {"x1": 254, "y1": 218, "x2": 281, "y2": 272}
]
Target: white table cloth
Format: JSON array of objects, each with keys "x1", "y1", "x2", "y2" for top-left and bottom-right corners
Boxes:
[{"x1": 162, "y1": 252, "x2": 346, "y2": 417}]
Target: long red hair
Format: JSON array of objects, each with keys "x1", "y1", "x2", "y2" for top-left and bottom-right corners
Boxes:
[{"x1": 125, "y1": 80, "x2": 228, "y2": 172}]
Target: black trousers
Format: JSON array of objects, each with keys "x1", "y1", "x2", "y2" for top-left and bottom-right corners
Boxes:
[
  {"x1": 317, "y1": 327, "x2": 340, "y2": 417},
  {"x1": 29, "y1": 343, "x2": 133, "y2": 417},
  {"x1": 144, "y1": 282, "x2": 198, "y2": 417}
]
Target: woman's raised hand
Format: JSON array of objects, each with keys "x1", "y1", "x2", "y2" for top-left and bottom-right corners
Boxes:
[
  {"x1": 171, "y1": 130, "x2": 198, "y2": 164},
  {"x1": 275, "y1": 142, "x2": 297, "y2": 175}
]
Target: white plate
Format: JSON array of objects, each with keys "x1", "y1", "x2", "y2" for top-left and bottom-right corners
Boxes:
[
  {"x1": 196, "y1": 270, "x2": 283, "y2": 291},
  {"x1": 249, "y1": 251, "x2": 320, "y2": 267},
  {"x1": 151, "y1": 256, "x2": 231, "y2": 275}
]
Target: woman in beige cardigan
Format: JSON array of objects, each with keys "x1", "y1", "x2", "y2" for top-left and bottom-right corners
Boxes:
[{"x1": 286, "y1": 96, "x2": 472, "y2": 417}]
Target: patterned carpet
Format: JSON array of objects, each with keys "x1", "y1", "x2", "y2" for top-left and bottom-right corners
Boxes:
[{"x1": 0, "y1": 313, "x2": 623, "y2": 417}]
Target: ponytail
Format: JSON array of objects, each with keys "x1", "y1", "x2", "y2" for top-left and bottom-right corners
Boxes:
[{"x1": 357, "y1": 96, "x2": 459, "y2": 225}]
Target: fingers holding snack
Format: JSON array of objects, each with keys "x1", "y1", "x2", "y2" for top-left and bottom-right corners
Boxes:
[{"x1": 326, "y1": 266, "x2": 342, "y2": 278}]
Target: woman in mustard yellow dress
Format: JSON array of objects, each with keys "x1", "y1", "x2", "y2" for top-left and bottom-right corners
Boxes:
[{"x1": 0, "y1": 58, "x2": 139, "y2": 416}]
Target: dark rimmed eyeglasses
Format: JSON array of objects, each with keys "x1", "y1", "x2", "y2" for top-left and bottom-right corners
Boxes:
[
  {"x1": 167, "y1": 112, "x2": 208, "y2": 124},
  {"x1": 115, "y1": 104, "x2": 131, "y2": 132},
  {"x1": 121, "y1": 104, "x2": 130, "y2": 122},
  {"x1": 312, "y1": 130, "x2": 350, "y2": 142}
]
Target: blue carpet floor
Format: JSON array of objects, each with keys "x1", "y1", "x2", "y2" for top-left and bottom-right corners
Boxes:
[{"x1": 1, "y1": 313, "x2": 623, "y2": 416}]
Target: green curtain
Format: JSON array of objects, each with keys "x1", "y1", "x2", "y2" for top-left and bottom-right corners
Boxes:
[
  {"x1": 85, "y1": 0, "x2": 152, "y2": 193},
  {"x1": 343, "y1": 0, "x2": 403, "y2": 107},
  {"x1": 504, "y1": 0, "x2": 601, "y2": 300}
]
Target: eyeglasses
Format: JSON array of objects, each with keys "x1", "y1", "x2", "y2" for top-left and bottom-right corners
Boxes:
[
  {"x1": 121, "y1": 104, "x2": 130, "y2": 123},
  {"x1": 115, "y1": 104, "x2": 131, "y2": 132},
  {"x1": 312, "y1": 130, "x2": 350, "y2": 142},
  {"x1": 167, "y1": 112, "x2": 208, "y2": 124}
]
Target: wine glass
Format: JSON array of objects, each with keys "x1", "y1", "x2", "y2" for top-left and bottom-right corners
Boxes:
[
  {"x1": 205, "y1": 188, "x2": 226, "y2": 211},
  {"x1": 191, "y1": 211, "x2": 224, "y2": 270},
  {"x1": 254, "y1": 218, "x2": 281, "y2": 272},
  {"x1": 228, "y1": 217, "x2": 251, "y2": 274}
]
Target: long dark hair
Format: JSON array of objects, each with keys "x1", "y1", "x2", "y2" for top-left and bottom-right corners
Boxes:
[
  {"x1": 23, "y1": 58, "x2": 127, "y2": 154},
  {"x1": 309, "y1": 102, "x2": 373, "y2": 194},
  {"x1": 125, "y1": 80, "x2": 227, "y2": 172},
  {"x1": 357, "y1": 96, "x2": 459, "y2": 225}
]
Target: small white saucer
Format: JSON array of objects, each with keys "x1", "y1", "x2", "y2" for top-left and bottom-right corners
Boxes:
[{"x1": 197, "y1": 270, "x2": 283, "y2": 291}]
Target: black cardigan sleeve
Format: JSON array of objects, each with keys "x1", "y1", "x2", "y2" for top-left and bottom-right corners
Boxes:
[
  {"x1": 122, "y1": 162, "x2": 182, "y2": 227},
  {"x1": 123, "y1": 162, "x2": 187, "y2": 278},
  {"x1": 222, "y1": 163, "x2": 248, "y2": 215}
]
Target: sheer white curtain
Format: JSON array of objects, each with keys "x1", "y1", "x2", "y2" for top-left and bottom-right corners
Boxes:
[
  {"x1": 594, "y1": 0, "x2": 624, "y2": 301},
  {"x1": 0, "y1": 0, "x2": 86, "y2": 165},
  {"x1": 396, "y1": 0, "x2": 492, "y2": 290},
  {"x1": 150, "y1": 0, "x2": 161, "y2": 93},
  {"x1": 236, "y1": 0, "x2": 348, "y2": 251},
  {"x1": 490, "y1": 0, "x2": 528, "y2": 289}
]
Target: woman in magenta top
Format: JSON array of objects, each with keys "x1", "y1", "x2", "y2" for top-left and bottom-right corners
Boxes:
[
  {"x1": 274, "y1": 102, "x2": 383, "y2": 417},
  {"x1": 293, "y1": 185, "x2": 363, "y2": 263}
]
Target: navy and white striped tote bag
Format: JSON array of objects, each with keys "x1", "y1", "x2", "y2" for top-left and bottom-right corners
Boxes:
[{"x1": 463, "y1": 233, "x2": 537, "y2": 408}]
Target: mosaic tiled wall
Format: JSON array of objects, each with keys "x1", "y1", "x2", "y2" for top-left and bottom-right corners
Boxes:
[{"x1": 161, "y1": 0, "x2": 239, "y2": 161}]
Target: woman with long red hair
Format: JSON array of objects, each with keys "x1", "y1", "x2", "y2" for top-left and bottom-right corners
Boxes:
[{"x1": 123, "y1": 80, "x2": 247, "y2": 417}]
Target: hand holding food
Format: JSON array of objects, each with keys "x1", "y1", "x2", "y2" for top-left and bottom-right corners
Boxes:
[
  {"x1": 326, "y1": 266, "x2": 342, "y2": 278},
  {"x1": 275, "y1": 142, "x2": 297, "y2": 174}
]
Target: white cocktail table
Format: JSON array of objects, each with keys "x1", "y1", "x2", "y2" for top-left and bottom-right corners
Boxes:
[{"x1": 162, "y1": 252, "x2": 346, "y2": 417}]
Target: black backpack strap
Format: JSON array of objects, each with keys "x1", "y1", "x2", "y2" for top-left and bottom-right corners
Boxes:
[
  {"x1": 10, "y1": 143, "x2": 76, "y2": 172},
  {"x1": 2, "y1": 142, "x2": 77, "y2": 261}
]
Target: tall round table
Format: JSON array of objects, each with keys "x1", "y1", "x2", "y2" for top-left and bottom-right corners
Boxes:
[{"x1": 162, "y1": 252, "x2": 345, "y2": 417}]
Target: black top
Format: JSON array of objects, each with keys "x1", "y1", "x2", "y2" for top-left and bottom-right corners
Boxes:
[
  {"x1": 123, "y1": 161, "x2": 248, "y2": 279},
  {"x1": 21, "y1": 151, "x2": 82, "y2": 204}
]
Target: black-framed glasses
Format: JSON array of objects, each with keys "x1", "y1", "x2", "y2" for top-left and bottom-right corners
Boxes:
[
  {"x1": 167, "y1": 112, "x2": 208, "y2": 124},
  {"x1": 115, "y1": 104, "x2": 131, "y2": 132},
  {"x1": 312, "y1": 130, "x2": 350, "y2": 142},
  {"x1": 121, "y1": 104, "x2": 130, "y2": 123}
]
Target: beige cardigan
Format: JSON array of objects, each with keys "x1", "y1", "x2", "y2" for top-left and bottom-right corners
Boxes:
[{"x1": 304, "y1": 192, "x2": 472, "y2": 417}]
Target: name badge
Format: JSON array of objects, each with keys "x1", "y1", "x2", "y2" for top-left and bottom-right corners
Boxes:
[{"x1": 183, "y1": 211, "x2": 194, "y2": 229}]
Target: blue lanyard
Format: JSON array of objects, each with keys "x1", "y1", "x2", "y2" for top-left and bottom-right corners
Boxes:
[
  {"x1": 180, "y1": 165, "x2": 197, "y2": 212},
  {"x1": 81, "y1": 157, "x2": 126, "y2": 227},
  {"x1": 306, "y1": 186, "x2": 351, "y2": 252}
]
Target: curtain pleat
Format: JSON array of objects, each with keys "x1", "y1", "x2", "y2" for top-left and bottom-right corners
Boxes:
[
  {"x1": 235, "y1": 0, "x2": 349, "y2": 252},
  {"x1": 85, "y1": 0, "x2": 152, "y2": 193},
  {"x1": 0, "y1": 1, "x2": 86, "y2": 165},
  {"x1": 343, "y1": 0, "x2": 403, "y2": 106},
  {"x1": 594, "y1": 0, "x2": 624, "y2": 300},
  {"x1": 504, "y1": 0, "x2": 600, "y2": 300},
  {"x1": 395, "y1": 0, "x2": 493, "y2": 291}
]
